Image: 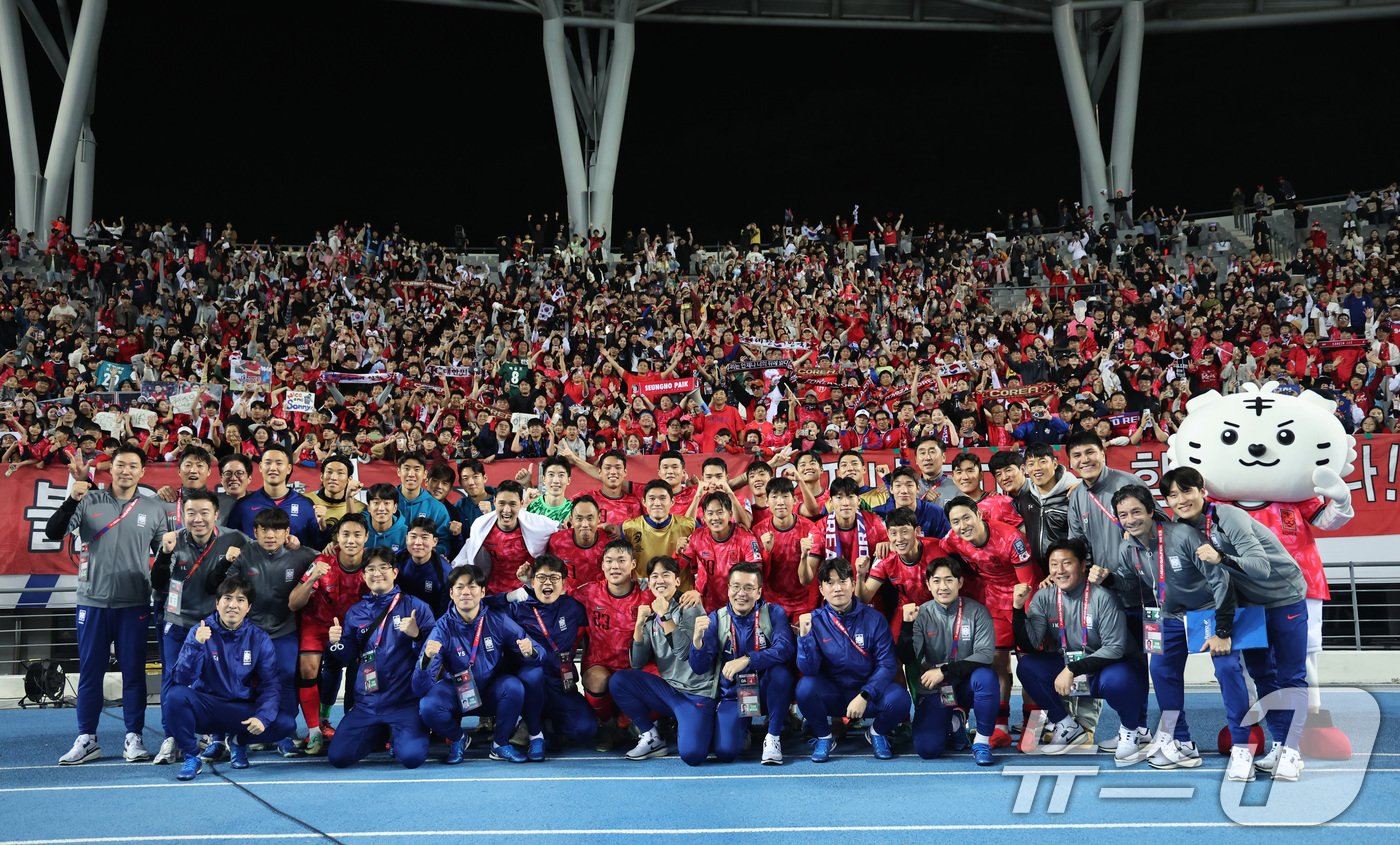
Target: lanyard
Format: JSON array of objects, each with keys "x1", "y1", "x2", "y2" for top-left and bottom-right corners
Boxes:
[
  {"x1": 1056, "y1": 582, "x2": 1091, "y2": 653},
  {"x1": 948, "y1": 598, "x2": 964, "y2": 661},
  {"x1": 466, "y1": 612, "x2": 486, "y2": 667},
  {"x1": 183, "y1": 530, "x2": 219, "y2": 582},
  {"x1": 827, "y1": 610, "x2": 868, "y2": 658},
  {"x1": 370, "y1": 593, "x2": 402, "y2": 650},
  {"x1": 174, "y1": 489, "x2": 184, "y2": 529},
  {"x1": 727, "y1": 606, "x2": 763, "y2": 656},
  {"x1": 530, "y1": 606, "x2": 560, "y2": 654},
  {"x1": 1084, "y1": 487, "x2": 1122, "y2": 529},
  {"x1": 1203, "y1": 504, "x2": 1217, "y2": 548},
  {"x1": 92, "y1": 498, "x2": 141, "y2": 544}
]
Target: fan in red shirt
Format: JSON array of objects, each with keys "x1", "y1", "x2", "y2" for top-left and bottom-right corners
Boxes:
[
  {"x1": 574, "y1": 540, "x2": 654, "y2": 746},
  {"x1": 546, "y1": 495, "x2": 609, "y2": 588},
  {"x1": 943, "y1": 495, "x2": 1040, "y2": 746},
  {"x1": 857, "y1": 507, "x2": 944, "y2": 635},
  {"x1": 752, "y1": 476, "x2": 818, "y2": 624},
  {"x1": 949, "y1": 451, "x2": 1023, "y2": 527},
  {"x1": 681, "y1": 492, "x2": 764, "y2": 610},
  {"x1": 288, "y1": 514, "x2": 371, "y2": 746},
  {"x1": 696, "y1": 389, "x2": 746, "y2": 451}
]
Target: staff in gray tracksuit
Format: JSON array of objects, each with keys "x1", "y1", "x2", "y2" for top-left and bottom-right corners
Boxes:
[
  {"x1": 898, "y1": 556, "x2": 999, "y2": 762},
  {"x1": 1014, "y1": 538, "x2": 1149, "y2": 759},
  {"x1": 1101, "y1": 484, "x2": 1251, "y2": 766},
  {"x1": 1162, "y1": 468, "x2": 1309, "y2": 761},
  {"x1": 608, "y1": 556, "x2": 718, "y2": 766},
  {"x1": 1066, "y1": 431, "x2": 1140, "y2": 569}
]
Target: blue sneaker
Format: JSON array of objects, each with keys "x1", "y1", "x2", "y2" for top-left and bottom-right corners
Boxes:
[
  {"x1": 489, "y1": 742, "x2": 528, "y2": 763},
  {"x1": 972, "y1": 742, "x2": 996, "y2": 766},
  {"x1": 445, "y1": 735, "x2": 471, "y2": 765},
  {"x1": 198, "y1": 738, "x2": 227, "y2": 763},
  {"x1": 276, "y1": 737, "x2": 302, "y2": 758},
  {"x1": 810, "y1": 736, "x2": 836, "y2": 763},
  {"x1": 229, "y1": 738, "x2": 250, "y2": 770},
  {"x1": 527, "y1": 737, "x2": 546, "y2": 762},
  {"x1": 866, "y1": 727, "x2": 894, "y2": 760},
  {"x1": 176, "y1": 753, "x2": 203, "y2": 781}
]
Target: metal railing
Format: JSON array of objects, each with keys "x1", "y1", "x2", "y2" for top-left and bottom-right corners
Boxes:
[{"x1": 2, "y1": 563, "x2": 1397, "y2": 675}]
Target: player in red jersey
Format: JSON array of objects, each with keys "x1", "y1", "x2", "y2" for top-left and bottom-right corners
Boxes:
[
  {"x1": 950, "y1": 451, "x2": 1023, "y2": 528},
  {"x1": 752, "y1": 477, "x2": 818, "y2": 623},
  {"x1": 682, "y1": 492, "x2": 764, "y2": 610},
  {"x1": 480, "y1": 481, "x2": 538, "y2": 595},
  {"x1": 574, "y1": 539, "x2": 653, "y2": 749},
  {"x1": 857, "y1": 507, "x2": 944, "y2": 634},
  {"x1": 943, "y1": 496, "x2": 1040, "y2": 746},
  {"x1": 287, "y1": 513, "x2": 371, "y2": 754},
  {"x1": 546, "y1": 495, "x2": 609, "y2": 588},
  {"x1": 793, "y1": 449, "x2": 832, "y2": 519},
  {"x1": 804, "y1": 476, "x2": 888, "y2": 587},
  {"x1": 555, "y1": 447, "x2": 643, "y2": 528}
]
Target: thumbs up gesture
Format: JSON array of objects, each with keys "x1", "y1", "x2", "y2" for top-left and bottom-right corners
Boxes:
[
  {"x1": 798, "y1": 613, "x2": 813, "y2": 637},
  {"x1": 328, "y1": 617, "x2": 343, "y2": 645},
  {"x1": 195, "y1": 621, "x2": 213, "y2": 644},
  {"x1": 397, "y1": 609, "x2": 420, "y2": 638}
]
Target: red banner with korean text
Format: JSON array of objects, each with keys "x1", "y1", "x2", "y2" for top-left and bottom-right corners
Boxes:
[{"x1": 5, "y1": 438, "x2": 1400, "y2": 580}]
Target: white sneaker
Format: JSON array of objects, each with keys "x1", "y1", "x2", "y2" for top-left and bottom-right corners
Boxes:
[
  {"x1": 1100, "y1": 726, "x2": 1150, "y2": 753},
  {"x1": 1254, "y1": 741, "x2": 1287, "y2": 773},
  {"x1": 624, "y1": 729, "x2": 668, "y2": 761},
  {"x1": 1273, "y1": 746, "x2": 1304, "y2": 782},
  {"x1": 122, "y1": 733, "x2": 149, "y2": 762},
  {"x1": 1041, "y1": 719, "x2": 1090, "y2": 755},
  {"x1": 1113, "y1": 726, "x2": 1149, "y2": 766},
  {"x1": 151, "y1": 737, "x2": 178, "y2": 765},
  {"x1": 58, "y1": 734, "x2": 100, "y2": 765},
  {"x1": 761, "y1": 734, "x2": 783, "y2": 766},
  {"x1": 1227, "y1": 745, "x2": 1256, "y2": 782},
  {"x1": 1148, "y1": 737, "x2": 1203, "y2": 770}
]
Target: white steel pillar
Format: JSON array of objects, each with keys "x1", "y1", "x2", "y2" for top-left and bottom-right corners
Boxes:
[
  {"x1": 1107, "y1": 0, "x2": 1144, "y2": 199},
  {"x1": 542, "y1": 0, "x2": 589, "y2": 238},
  {"x1": 1051, "y1": 0, "x2": 1107, "y2": 212},
  {"x1": 0, "y1": 0, "x2": 41, "y2": 235},
  {"x1": 586, "y1": 0, "x2": 634, "y2": 244},
  {"x1": 39, "y1": 0, "x2": 105, "y2": 230},
  {"x1": 71, "y1": 120, "x2": 95, "y2": 238}
]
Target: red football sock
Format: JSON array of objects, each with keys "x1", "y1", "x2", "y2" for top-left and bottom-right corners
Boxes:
[
  {"x1": 299, "y1": 685, "x2": 322, "y2": 730},
  {"x1": 584, "y1": 692, "x2": 615, "y2": 723}
]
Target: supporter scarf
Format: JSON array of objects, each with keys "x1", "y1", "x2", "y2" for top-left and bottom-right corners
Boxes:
[
  {"x1": 464, "y1": 397, "x2": 510, "y2": 422},
  {"x1": 318, "y1": 371, "x2": 400, "y2": 384},
  {"x1": 428, "y1": 365, "x2": 474, "y2": 378},
  {"x1": 979, "y1": 383, "x2": 1055, "y2": 402},
  {"x1": 826, "y1": 511, "x2": 868, "y2": 561},
  {"x1": 742, "y1": 337, "x2": 810, "y2": 351},
  {"x1": 1317, "y1": 339, "x2": 1369, "y2": 351},
  {"x1": 724, "y1": 358, "x2": 792, "y2": 375}
]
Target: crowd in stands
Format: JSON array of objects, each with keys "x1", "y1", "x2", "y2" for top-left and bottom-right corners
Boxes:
[{"x1": 2, "y1": 177, "x2": 1400, "y2": 478}]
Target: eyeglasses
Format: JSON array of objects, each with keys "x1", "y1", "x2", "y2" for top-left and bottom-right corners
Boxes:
[
  {"x1": 363, "y1": 565, "x2": 395, "y2": 575},
  {"x1": 728, "y1": 584, "x2": 760, "y2": 594},
  {"x1": 221, "y1": 470, "x2": 248, "y2": 479},
  {"x1": 532, "y1": 574, "x2": 564, "y2": 585}
]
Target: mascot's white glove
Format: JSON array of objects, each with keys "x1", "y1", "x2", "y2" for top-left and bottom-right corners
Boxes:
[
  {"x1": 1312, "y1": 466, "x2": 1355, "y2": 529},
  {"x1": 1312, "y1": 467, "x2": 1351, "y2": 507}
]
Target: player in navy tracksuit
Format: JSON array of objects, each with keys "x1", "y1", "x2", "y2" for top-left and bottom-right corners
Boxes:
[
  {"x1": 485, "y1": 554, "x2": 596, "y2": 749},
  {"x1": 796, "y1": 557, "x2": 913, "y2": 762},
  {"x1": 414, "y1": 564, "x2": 546, "y2": 764},
  {"x1": 396, "y1": 516, "x2": 453, "y2": 618},
  {"x1": 163, "y1": 576, "x2": 293, "y2": 780},
  {"x1": 326, "y1": 548, "x2": 437, "y2": 769},
  {"x1": 225, "y1": 445, "x2": 323, "y2": 549},
  {"x1": 688, "y1": 561, "x2": 796, "y2": 765}
]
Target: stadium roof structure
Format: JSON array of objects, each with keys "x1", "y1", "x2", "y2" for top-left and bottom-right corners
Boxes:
[{"x1": 5, "y1": 0, "x2": 1400, "y2": 241}]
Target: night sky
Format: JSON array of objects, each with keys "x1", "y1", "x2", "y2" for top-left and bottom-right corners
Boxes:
[{"x1": 6, "y1": 0, "x2": 1395, "y2": 246}]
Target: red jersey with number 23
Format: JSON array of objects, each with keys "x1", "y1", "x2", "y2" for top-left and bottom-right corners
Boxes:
[{"x1": 575, "y1": 580, "x2": 653, "y2": 672}]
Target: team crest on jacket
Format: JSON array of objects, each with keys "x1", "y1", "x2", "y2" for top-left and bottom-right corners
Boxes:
[
  {"x1": 558, "y1": 617, "x2": 568, "y2": 631},
  {"x1": 284, "y1": 568, "x2": 294, "y2": 582},
  {"x1": 291, "y1": 504, "x2": 301, "y2": 516},
  {"x1": 137, "y1": 514, "x2": 148, "y2": 527},
  {"x1": 854, "y1": 633, "x2": 866, "y2": 647},
  {"x1": 484, "y1": 637, "x2": 496, "y2": 651}
]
